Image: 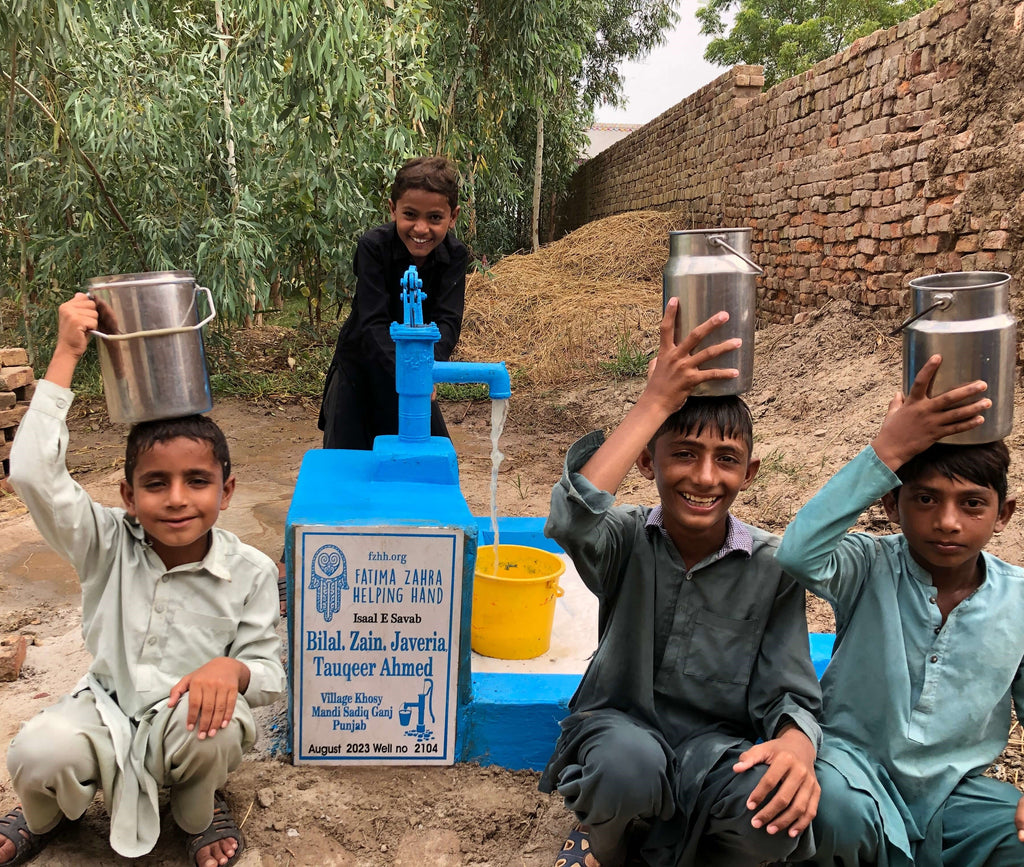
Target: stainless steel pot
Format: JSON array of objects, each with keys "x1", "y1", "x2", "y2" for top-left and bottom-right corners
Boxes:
[
  {"x1": 86, "y1": 271, "x2": 215, "y2": 424},
  {"x1": 900, "y1": 271, "x2": 1016, "y2": 444},
  {"x1": 662, "y1": 228, "x2": 761, "y2": 396}
]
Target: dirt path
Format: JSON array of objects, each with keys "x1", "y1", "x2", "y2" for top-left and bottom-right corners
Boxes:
[{"x1": 2, "y1": 303, "x2": 1023, "y2": 865}]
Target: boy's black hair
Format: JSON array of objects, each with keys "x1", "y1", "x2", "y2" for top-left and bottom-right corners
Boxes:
[
  {"x1": 649, "y1": 395, "x2": 754, "y2": 456},
  {"x1": 390, "y1": 156, "x2": 460, "y2": 213},
  {"x1": 124, "y1": 415, "x2": 231, "y2": 485},
  {"x1": 895, "y1": 440, "x2": 1010, "y2": 505}
]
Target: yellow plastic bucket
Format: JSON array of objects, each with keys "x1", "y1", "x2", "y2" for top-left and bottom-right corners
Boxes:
[{"x1": 472, "y1": 544, "x2": 566, "y2": 659}]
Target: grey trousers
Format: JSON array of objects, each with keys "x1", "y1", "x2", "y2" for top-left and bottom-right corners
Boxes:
[
  {"x1": 7, "y1": 689, "x2": 245, "y2": 842},
  {"x1": 795, "y1": 760, "x2": 1024, "y2": 867},
  {"x1": 554, "y1": 710, "x2": 813, "y2": 867}
]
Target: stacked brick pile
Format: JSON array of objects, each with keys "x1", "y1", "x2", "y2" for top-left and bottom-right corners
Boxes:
[{"x1": 1, "y1": 347, "x2": 36, "y2": 486}]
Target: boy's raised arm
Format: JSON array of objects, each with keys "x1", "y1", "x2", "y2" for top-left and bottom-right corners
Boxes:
[{"x1": 579, "y1": 298, "x2": 741, "y2": 494}]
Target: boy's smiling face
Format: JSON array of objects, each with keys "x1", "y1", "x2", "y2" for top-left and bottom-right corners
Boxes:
[
  {"x1": 389, "y1": 188, "x2": 459, "y2": 266},
  {"x1": 636, "y1": 427, "x2": 759, "y2": 563},
  {"x1": 882, "y1": 469, "x2": 1014, "y2": 584},
  {"x1": 120, "y1": 435, "x2": 236, "y2": 569}
]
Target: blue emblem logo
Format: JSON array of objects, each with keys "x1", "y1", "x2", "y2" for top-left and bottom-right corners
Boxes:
[{"x1": 309, "y1": 544, "x2": 348, "y2": 622}]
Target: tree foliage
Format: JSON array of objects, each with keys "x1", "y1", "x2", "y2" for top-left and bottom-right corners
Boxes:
[
  {"x1": 1, "y1": 0, "x2": 677, "y2": 341},
  {"x1": 697, "y1": 0, "x2": 937, "y2": 87}
]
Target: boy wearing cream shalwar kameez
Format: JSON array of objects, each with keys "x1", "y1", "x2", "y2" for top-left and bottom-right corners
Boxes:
[{"x1": 0, "y1": 293, "x2": 285, "y2": 867}]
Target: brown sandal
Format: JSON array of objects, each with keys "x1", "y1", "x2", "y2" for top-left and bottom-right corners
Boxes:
[{"x1": 185, "y1": 795, "x2": 244, "y2": 867}]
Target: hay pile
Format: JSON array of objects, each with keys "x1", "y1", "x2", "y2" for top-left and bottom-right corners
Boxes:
[{"x1": 457, "y1": 210, "x2": 690, "y2": 387}]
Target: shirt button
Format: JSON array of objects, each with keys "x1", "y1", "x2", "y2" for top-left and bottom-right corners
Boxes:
[
  {"x1": 929, "y1": 596, "x2": 936, "y2": 604},
  {"x1": 147, "y1": 636, "x2": 157, "y2": 646},
  {"x1": 930, "y1": 655, "x2": 938, "y2": 663},
  {"x1": 934, "y1": 626, "x2": 940, "y2": 634},
  {"x1": 155, "y1": 604, "x2": 165, "y2": 613},
  {"x1": 162, "y1": 575, "x2": 171, "y2": 583}
]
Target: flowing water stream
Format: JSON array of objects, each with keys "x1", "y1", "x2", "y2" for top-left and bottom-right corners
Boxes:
[{"x1": 488, "y1": 398, "x2": 509, "y2": 566}]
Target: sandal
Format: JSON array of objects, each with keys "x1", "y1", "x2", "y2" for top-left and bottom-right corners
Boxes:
[
  {"x1": 0, "y1": 805, "x2": 59, "y2": 867},
  {"x1": 555, "y1": 825, "x2": 596, "y2": 867},
  {"x1": 277, "y1": 560, "x2": 288, "y2": 617},
  {"x1": 185, "y1": 795, "x2": 245, "y2": 867}
]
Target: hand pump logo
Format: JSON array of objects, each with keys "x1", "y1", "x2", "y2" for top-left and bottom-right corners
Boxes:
[{"x1": 309, "y1": 544, "x2": 348, "y2": 622}]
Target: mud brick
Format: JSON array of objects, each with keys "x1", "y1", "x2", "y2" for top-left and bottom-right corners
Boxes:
[
  {"x1": 0, "y1": 392, "x2": 14, "y2": 411},
  {"x1": 0, "y1": 438, "x2": 10, "y2": 461},
  {"x1": 0, "y1": 349, "x2": 28, "y2": 366},
  {"x1": 0, "y1": 635, "x2": 27, "y2": 681},
  {"x1": 14, "y1": 381, "x2": 36, "y2": 402},
  {"x1": 0, "y1": 366, "x2": 33, "y2": 391},
  {"x1": 0, "y1": 405, "x2": 28, "y2": 429}
]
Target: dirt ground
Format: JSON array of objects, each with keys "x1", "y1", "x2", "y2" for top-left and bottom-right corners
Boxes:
[{"x1": 1, "y1": 298, "x2": 1023, "y2": 865}]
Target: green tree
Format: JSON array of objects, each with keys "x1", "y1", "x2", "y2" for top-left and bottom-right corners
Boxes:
[
  {"x1": 697, "y1": 0, "x2": 937, "y2": 87},
  {"x1": 1, "y1": 0, "x2": 679, "y2": 349}
]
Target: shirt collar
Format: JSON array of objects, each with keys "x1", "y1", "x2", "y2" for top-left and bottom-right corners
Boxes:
[
  {"x1": 645, "y1": 507, "x2": 753, "y2": 559},
  {"x1": 125, "y1": 517, "x2": 232, "y2": 581}
]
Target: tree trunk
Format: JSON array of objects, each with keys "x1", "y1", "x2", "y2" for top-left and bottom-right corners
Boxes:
[{"x1": 531, "y1": 111, "x2": 544, "y2": 253}]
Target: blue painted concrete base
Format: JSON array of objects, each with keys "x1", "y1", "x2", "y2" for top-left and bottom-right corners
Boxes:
[{"x1": 461, "y1": 517, "x2": 835, "y2": 772}]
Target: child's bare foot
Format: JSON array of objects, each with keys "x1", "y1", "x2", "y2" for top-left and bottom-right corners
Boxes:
[
  {"x1": 185, "y1": 796, "x2": 244, "y2": 867},
  {"x1": 0, "y1": 805, "x2": 58, "y2": 865}
]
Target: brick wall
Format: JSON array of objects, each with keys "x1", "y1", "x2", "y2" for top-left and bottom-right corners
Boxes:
[{"x1": 559, "y1": 0, "x2": 1024, "y2": 327}]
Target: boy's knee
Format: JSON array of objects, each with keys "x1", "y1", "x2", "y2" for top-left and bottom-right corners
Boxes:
[
  {"x1": 809, "y1": 767, "x2": 883, "y2": 861},
  {"x1": 572, "y1": 731, "x2": 669, "y2": 815},
  {"x1": 8, "y1": 712, "x2": 94, "y2": 784}
]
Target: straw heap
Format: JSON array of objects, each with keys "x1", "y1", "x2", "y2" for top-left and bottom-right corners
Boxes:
[{"x1": 457, "y1": 210, "x2": 691, "y2": 387}]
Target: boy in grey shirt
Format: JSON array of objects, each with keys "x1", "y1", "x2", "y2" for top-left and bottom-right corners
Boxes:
[{"x1": 540, "y1": 301, "x2": 821, "y2": 867}]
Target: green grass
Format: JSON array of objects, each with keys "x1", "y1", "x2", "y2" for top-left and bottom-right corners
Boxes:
[
  {"x1": 598, "y1": 331, "x2": 652, "y2": 378},
  {"x1": 435, "y1": 382, "x2": 490, "y2": 401}
]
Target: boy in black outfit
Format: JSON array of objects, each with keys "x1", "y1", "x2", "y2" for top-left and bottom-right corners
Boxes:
[{"x1": 318, "y1": 154, "x2": 467, "y2": 449}]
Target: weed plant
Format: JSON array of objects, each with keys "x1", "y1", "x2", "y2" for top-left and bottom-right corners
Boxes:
[{"x1": 598, "y1": 331, "x2": 652, "y2": 378}]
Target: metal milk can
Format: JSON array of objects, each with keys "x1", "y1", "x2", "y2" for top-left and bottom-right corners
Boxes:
[
  {"x1": 663, "y1": 228, "x2": 761, "y2": 395},
  {"x1": 900, "y1": 271, "x2": 1016, "y2": 444},
  {"x1": 87, "y1": 271, "x2": 216, "y2": 424}
]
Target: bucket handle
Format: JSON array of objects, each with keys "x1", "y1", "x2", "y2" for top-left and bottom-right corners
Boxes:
[
  {"x1": 88, "y1": 286, "x2": 216, "y2": 342},
  {"x1": 889, "y1": 293, "x2": 953, "y2": 337},
  {"x1": 707, "y1": 234, "x2": 764, "y2": 274}
]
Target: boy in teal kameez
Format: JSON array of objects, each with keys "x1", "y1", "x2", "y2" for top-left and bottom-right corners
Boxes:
[{"x1": 778, "y1": 355, "x2": 1024, "y2": 866}]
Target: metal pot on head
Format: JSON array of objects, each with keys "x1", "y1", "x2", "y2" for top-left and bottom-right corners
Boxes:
[
  {"x1": 86, "y1": 270, "x2": 215, "y2": 424},
  {"x1": 662, "y1": 228, "x2": 761, "y2": 396},
  {"x1": 899, "y1": 271, "x2": 1015, "y2": 445}
]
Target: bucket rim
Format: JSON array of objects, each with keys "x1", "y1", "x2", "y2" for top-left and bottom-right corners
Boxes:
[
  {"x1": 474, "y1": 544, "x2": 566, "y2": 584},
  {"x1": 908, "y1": 271, "x2": 1011, "y2": 292},
  {"x1": 668, "y1": 227, "x2": 752, "y2": 237},
  {"x1": 87, "y1": 270, "x2": 195, "y2": 290}
]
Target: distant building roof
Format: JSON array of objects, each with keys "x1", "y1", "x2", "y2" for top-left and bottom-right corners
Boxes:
[{"x1": 584, "y1": 122, "x2": 642, "y2": 159}]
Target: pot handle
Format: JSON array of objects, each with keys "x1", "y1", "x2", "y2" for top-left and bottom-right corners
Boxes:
[
  {"x1": 89, "y1": 286, "x2": 216, "y2": 341},
  {"x1": 708, "y1": 234, "x2": 764, "y2": 274},
  {"x1": 889, "y1": 292, "x2": 953, "y2": 337}
]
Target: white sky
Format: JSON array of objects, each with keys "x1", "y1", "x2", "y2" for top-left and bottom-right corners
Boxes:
[{"x1": 593, "y1": 0, "x2": 728, "y2": 125}]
